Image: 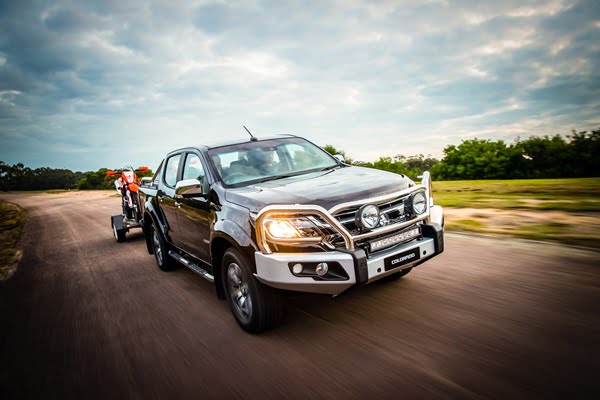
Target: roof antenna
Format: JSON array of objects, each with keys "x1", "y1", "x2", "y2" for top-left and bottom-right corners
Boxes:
[{"x1": 243, "y1": 125, "x2": 258, "y2": 142}]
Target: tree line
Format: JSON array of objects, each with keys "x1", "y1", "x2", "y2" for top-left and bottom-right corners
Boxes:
[
  {"x1": 0, "y1": 162, "x2": 153, "y2": 191},
  {"x1": 76, "y1": 168, "x2": 154, "y2": 190},
  {"x1": 0, "y1": 162, "x2": 83, "y2": 191},
  {"x1": 326, "y1": 128, "x2": 599, "y2": 180},
  {"x1": 1, "y1": 128, "x2": 598, "y2": 190}
]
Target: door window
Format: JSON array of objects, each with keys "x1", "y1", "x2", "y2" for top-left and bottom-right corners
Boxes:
[
  {"x1": 182, "y1": 153, "x2": 205, "y2": 182},
  {"x1": 164, "y1": 154, "x2": 181, "y2": 187}
]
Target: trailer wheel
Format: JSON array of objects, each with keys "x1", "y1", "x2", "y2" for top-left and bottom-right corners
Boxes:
[{"x1": 112, "y1": 220, "x2": 126, "y2": 242}]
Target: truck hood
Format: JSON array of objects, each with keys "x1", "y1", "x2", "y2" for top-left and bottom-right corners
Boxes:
[{"x1": 224, "y1": 166, "x2": 411, "y2": 213}]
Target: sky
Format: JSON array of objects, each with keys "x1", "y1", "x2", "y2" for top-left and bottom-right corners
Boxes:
[{"x1": 0, "y1": 0, "x2": 599, "y2": 172}]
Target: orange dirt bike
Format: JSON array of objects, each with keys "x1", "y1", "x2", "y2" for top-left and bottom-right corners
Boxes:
[{"x1": 107, "y1": 165, "x2": 149, "y2": 242}]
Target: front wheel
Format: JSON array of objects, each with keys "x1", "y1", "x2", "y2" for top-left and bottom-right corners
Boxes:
[{"x1": 222, "y1": 248, "x2": 284, "y2": 333}]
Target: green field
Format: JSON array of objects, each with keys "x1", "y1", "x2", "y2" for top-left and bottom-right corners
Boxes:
[
  {"x1": 430, "y1": 178, "x2": 600, "y2": 248},
  {"x1": 432, "y1": 177, "x2": 600, "y2": 212}
]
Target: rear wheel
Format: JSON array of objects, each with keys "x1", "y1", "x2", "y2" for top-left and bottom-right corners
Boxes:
[
  {"x1": 222, "y1": 248, "x2": 283, "y2": 333},
  {"x1": 150, "y1": 221, "x2": 175, "y2": 271}
]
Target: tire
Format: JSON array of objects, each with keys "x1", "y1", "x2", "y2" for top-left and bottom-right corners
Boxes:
[
  {"x1": 112, "y1": 221, "x2": 126, "y2": 243},
  {"x1": 380, "y1": 267, "x2": 413, "y2": 282},
  {"x1": 150, "y1": 220, "x2": 175, "y2": 271},
  {"x1": 222, "y1": 248, "x2": 284, "y2": 333}
]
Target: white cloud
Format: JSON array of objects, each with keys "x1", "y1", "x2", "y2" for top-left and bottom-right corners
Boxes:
[
  {"x1": 0, "y1": 0, "x2": 598, "y2": 170},
  {"x1": 0, "y1": 90, "x2": 22, "y2": 106}
]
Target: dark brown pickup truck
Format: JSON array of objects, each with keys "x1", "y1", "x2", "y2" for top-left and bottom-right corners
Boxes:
[{"x1": 140, "y1": 134, "x2": 444, "y2": 333}]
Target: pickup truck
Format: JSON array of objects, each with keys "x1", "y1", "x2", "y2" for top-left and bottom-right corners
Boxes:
[{"x1": 140, "y1": 134, "x2": 444, "y2": 333}]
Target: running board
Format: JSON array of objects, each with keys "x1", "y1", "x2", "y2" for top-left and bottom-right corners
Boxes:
[{"x1": 168, "y1": 251, "x2": 215, "y2": 283}]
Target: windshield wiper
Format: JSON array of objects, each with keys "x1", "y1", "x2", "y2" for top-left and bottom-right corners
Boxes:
[
  {"x1": 257, "y1": 166, "x2": 338, "y2": 183},
  {"x1": 257, "y1": 174, "x2": 295, "y2": 183},
  {"x1": 318, "y1": 165, "x2": 339, "y2": 172}
]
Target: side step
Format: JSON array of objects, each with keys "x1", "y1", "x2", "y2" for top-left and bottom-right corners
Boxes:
[{"x1": 168, "y1": 251, "x2": 215, "y2": 283}]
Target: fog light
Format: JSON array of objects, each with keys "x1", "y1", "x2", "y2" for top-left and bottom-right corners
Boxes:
[
  {"x1": 292, "y1": 263, "x2": 303, "y2": 274},
  {"x1": 315, "y1": 262, "x2": 329, "y2": 276}
]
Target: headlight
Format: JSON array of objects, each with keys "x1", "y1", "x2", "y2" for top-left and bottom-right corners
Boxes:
[
  {"x1": 411, "y1": 191, "x2": 427, "y2": 215},
  {"x1": 263, "y1": 216, "x2": 323, "y2": 239}
]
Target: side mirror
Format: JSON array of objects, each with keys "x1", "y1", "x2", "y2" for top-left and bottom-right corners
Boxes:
[
  {"x1": 333, "y1": 154, "x2": 345, "y2": 163},
  {"x1": 175, "y1": 178, "x2": 204, "y2": 198},
  {"x1": 140, "y1": 177, "x2": 153, "y2": 186}
]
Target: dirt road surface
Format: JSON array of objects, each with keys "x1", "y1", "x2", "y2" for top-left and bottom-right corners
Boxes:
[{"x1": 1, "y1": 191, "x2": 599, "y2": 399}]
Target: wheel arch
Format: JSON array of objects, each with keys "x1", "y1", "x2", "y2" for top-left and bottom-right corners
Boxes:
[
  {"x1": 143, "y1": 198, "x2": 170, "y2": 255},
  {"x1": 211, "y1": 228, "x2": 258, "y2": 301}
]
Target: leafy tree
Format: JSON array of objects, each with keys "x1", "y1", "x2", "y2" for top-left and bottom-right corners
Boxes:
[
  {"x1": 322, "y1": 144, "x2": 355, "y2": 164},
  {"x1": 431, "y1": 139, "x2": 517, "y2": 180},
  {"x1": 432, "y1": 129, "x2": 600, "y2": 180},
  {"x1": 515, "y1": 135, "x2": 571, "y2": 178},
  {"x1": 78, "y1": 167, "x2": 154, "y2": 190},
  {"x1": 0, "y1": 161, "x2": 9, "y2": 191},
  {"x1": 323, "y1": 145, "x2": 439, "y2": 180},
  {"x1": 0, "y1": 162, "x2": 152, "y2": 191},
  {"x1": 0, "y1": 161, "x2": 83, "y2": 191},
  {"x1": 565, "y1": 129, "x2": 600, "y2": 177}
]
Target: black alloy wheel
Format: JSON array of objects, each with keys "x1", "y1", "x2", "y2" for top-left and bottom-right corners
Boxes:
[{"x1": 150, "y1": 220, "x2": 175, "y2": 271}]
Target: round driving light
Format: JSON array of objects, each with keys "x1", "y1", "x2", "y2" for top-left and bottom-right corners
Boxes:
[
  {"x1": 412, "y1": 191, "x2": 427, "y2": 215},
  {"x1": 292, "y1": 263, "x2": 304, "y2": 274},
  {"x1": 355, "y1": 204, "x2": 380, "y2": 230},
  {"x1": 315, "y1": 262, "x2": 329, "y2": 276}
]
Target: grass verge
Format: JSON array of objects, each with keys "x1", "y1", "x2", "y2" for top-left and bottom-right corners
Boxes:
[
  {"x1": 433, "y1": 177, "x2": 600, "y2": 212},
  {"x1": 432, "y1": 178, "x2": 600, "y2": 248},
  {"x1": 443, "y1": 208, "x2": 600, "y2": 249},
  {"x1": 0, "y1": 201, "x2": 27, "y2": 282}
]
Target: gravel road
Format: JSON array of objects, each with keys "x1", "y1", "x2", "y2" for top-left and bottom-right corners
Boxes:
[{"x1": 1, "y1": 191, "x2": 598, "y2": 399}]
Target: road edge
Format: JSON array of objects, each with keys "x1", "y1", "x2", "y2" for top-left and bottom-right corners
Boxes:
[{"x1": 0, "y1": 201, "x2": 27, "y2": 282}]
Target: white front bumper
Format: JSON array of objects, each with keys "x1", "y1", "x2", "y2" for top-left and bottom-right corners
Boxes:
[{"x1": 254, "y1": 236, "x2": 438, "y2": 295}]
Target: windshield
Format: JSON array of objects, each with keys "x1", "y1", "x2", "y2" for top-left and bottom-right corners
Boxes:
[{"x1": 207, "y1": 137, "x2": 339, "y2": 186}]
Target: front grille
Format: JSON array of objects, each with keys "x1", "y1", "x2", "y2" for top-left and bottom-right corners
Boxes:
[
  {"x1": 333, "y1": 196, "x2": 412, "y2": 235},
  {"x1": 254, "y1": 188, "x2": 427, "y2": 255},
  {"x1": 328, "y1": 192, "x2": 422, "y2": 255}
]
